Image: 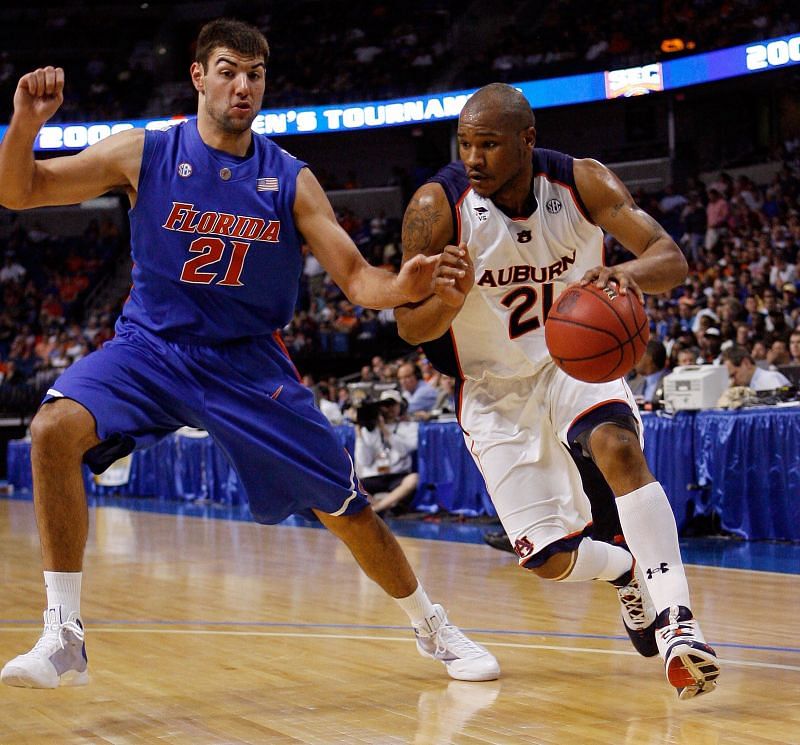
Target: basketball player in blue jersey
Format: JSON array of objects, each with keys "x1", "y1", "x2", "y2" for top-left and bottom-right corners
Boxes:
[
  {"x1": 0, "y1": 19, "x2": 499, "y2": 688},
  {"x1": 397, "y1": 83, "x2": 719, "y2": 699}
]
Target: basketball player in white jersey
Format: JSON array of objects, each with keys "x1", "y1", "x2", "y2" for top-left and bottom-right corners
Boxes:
[{"x1": 396, "y1": 83, "x2": 720, "y2": 700}]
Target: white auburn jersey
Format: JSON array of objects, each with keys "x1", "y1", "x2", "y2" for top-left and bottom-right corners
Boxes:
[{"x1": 424, "y1": 149, "x2": 604, "y2": 381}]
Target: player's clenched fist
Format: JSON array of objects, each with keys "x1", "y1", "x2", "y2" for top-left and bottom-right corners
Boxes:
[{"x1": 15, "y1": 67, "x2": 65, "y2": 126}]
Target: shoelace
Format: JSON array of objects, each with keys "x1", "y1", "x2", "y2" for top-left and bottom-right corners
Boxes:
[
  {"x1": 618, "y1": 583, "x2": 648, "y2": 627},
  {"x1": 28, "y1": 618, "x2": 84, "y2": 657},
  {"x1": 657, "y1": 619, "x2": 695, "y2": 645},
  {"x1": 435, "y1": 624, "x2": 485, "y2": 659}
]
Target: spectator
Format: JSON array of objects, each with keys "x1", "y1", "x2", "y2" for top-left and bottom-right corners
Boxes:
[
  {"x1": 704, "y1": 188, "x2": 729, "y2": 251},
  {"x1": 0, "y1": 253, "x2": 26, "y2": 284},
  {"x1": 698, "y1": 327, "x2": 723, "y2": 364},
  {"x1": 680, "y1": 192, "x2": 707, "y2": 264},
  {"x1": 675, "y1": 346, "x2": 701, "y2": 367},
  {"x1": 766, "y1": 339, "x2": 790, "y2": 369},
  {"x1": 397, "y1": 361, "x2": 438, "y2": 417},
  {"x1": 434, "y1": 375, "x2": 456, "y2": 414},
  {"x1": 316, "y1": 381, "x2": 344, "y2": 425},
  {"x1": 788, "y1": 329, "x2": 800, "y2": 364},
  {"x1": 627, "y1": 340, "x2": 669, "y2": 406},
  {"x1": 354, "y1": 389, "x2": 419, "y2": 516},
  {"x1": 721, "y1": 346, "x2": 790, "y2": 391}
]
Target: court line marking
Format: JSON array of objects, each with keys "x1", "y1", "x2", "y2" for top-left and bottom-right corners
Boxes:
[
  {"x1": 0, "y1": 627, "x2": 797, "y2": 673},
  {"x1": 1, "y1": 619, "x2": 798, "y2": 654}
]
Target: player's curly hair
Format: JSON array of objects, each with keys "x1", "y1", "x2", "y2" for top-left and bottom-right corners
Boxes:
[{"x1": 195, "y1": 18, "x2": 269, "y2": 69}]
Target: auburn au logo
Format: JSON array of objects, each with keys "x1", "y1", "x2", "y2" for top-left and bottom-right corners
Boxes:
[
  {"x1": 516, "y1": 230, "x2": 532, "y2": 243},
  {"x1": 514, "y1": 535, "x2": 535, "y2": 559}
]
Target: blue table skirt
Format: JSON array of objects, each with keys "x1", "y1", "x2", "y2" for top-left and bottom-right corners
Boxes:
[
  {"x1": 694, "y1": 408, "x2": 800, "y2": 541},
  {"x1": 6, "y1": 407, "x2": 800, "y2": 541}
]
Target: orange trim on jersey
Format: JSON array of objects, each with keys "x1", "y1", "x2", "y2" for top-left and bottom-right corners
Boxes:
[
  {"x1": 567, "y1": 398, "x2": 630, "y2": 433},
  {"x1": 467, "y1": 438, "x2": 491, "y2": 484},
  {"x1": 535, "y1": 171, "x2": 595, "y2": 225},
  {"x1": 455, "y1": 375, "x2": 466, "y2": 429},
  {"x1": 272, "y1": 330, "x2": 302, "y2": 381},
  {"x1": 454, "y1": 186, "x2": 471, "y2": 213}
]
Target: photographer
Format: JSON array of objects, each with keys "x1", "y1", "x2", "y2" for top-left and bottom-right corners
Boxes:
[{"x1": 354, "y1": 389, "x2": 419, "y2": 515}]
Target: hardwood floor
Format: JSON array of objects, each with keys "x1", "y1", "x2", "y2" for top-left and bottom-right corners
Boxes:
[{"x1": 1, "y1": 498, "x2": 798, "y2": 744}]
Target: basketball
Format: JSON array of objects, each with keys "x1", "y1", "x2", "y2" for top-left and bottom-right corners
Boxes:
[{"x1": 544, "y1": 283, "x2": 650, "y2": 383}]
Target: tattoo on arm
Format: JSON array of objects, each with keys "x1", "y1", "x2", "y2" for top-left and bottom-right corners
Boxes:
[
  {"x1": 402, "y1": 202, "x2": 441, "y2": 257},
  {"x1": 611, "y1": 201, "x2": 625, "y2": 218}
]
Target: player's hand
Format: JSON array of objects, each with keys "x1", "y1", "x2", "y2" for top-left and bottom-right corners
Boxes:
[
  {"x1": 396, "y1": 252, "x2": 440, "y2": 302},
  {"x1": 14, "y1": 67, "x2": 65, "y2": 128},
  {"x1": 577, "y1": 264, "x2": 644, "y2": 303},
  {"x1": 433, "y1": 243, "x2": 474, "y2": 308}
]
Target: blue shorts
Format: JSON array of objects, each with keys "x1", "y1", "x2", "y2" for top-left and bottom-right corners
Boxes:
[{"x1": 44, "y1": 320, "x2": 369, "y2": 524}]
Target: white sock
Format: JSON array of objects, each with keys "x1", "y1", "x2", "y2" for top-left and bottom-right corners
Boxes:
[
  {"x1": 43, "y1": 571, "x2": 82, "y2": 619},
  {"x1": 394, "y1": 581, "x2": 436, "y2": 627},
  {"x1": 558, "y1": 538, "x2": 633, "y2": 582},
  {"x1": 615, "y1": 482, "x2": 691, "y2": 614}
]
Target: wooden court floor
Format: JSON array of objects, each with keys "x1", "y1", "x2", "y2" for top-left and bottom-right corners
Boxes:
[{"x1": 1, "y1": 497, "x2": 798, "y2": 745}]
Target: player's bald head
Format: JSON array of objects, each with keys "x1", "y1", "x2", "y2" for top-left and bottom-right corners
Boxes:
[{"x1": 460, "y1": 83, "x2": 535, "y2": 132}]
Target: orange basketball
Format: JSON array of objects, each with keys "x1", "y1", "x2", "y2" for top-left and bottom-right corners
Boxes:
[{"x1": 544, "y1": 283, "x2": 650, "y2": 383}]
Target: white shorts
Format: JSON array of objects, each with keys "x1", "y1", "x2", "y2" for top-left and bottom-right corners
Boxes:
[{"x1": 460, "y1": 362, "x2": 642, "y2": 565}]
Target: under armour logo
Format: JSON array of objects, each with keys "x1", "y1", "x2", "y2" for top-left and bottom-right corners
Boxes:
[
  {"x1": 646, "y1": 562, "x2": 670, "y2": 579},
  {"x1": 516, "y1": 230, "x2": 532, "y2": 243},
  {"x1": 473, "y1": 206, "x2": 489, "y2": 222}
]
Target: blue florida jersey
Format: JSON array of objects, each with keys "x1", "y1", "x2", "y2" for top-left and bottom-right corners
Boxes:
[{"x1": 124, "y1": 119, "x2": 306, "y2": 342}]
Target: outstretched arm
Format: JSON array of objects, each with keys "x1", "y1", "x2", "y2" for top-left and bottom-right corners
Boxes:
[
  {"x1": 394, "y1": 183, "x2": 473, "y2": 345},
  {"x1": 293, "y1": 168, "x2": 438, "y2": 309},
  {"x1": 0, "y1": 66, "x2": 142, "y2": 210},
  {"x1": 574, "y1": 157, "x2": 688, "y2": 299}
]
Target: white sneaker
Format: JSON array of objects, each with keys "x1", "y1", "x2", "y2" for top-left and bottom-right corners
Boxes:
[
  {"x1": 1, "y1": 605, "x2": 89, "y2": 688},
  {"x1": 615, "y1": 561, "x2": 658, "y2": 657},
  {"x1": 655, "y1": 605, "x2": 720, "y2": 700},
  {"x1": 414, "y1": 604, "x2": 500, "y2": 682}
]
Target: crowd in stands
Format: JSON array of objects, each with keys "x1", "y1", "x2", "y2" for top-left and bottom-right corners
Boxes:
[
  {"x1": 2, "y1": 1, "x2": 796, "y2": 125},
  {"x1": 1, "y1": 2, "x2": 799, "y2": 418},
  {"x1": 303, "y1": 142, "x2": 800, "y2": 416},
  {"x1": 462, "y1": 0, "x2": 798, "y2": 90},
  {"x1": 1, "y1": 143, "x2": 799, "y2": 417},
  {"x1": 0, "y1": 217, "x2": 124, "y2": 412}
]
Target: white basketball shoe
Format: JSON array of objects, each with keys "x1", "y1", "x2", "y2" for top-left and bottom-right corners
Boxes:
[
  {"x1": 414, "y1": 604, "x2": 500, "y2": 682},
  {"x1": 1, "y1": 605, "x2": 89, "y2": 688},
  {"x1": 655, "y1": 605, "x2": 720, "y2": 700}
]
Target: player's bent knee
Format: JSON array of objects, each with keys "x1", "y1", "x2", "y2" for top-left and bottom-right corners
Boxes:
[
  {"x1": 30, "y1": 399, "x2": 99, "y2": 457},
  {"x1": 589, "y1": 424, "x2": 645, "y2": 471}
]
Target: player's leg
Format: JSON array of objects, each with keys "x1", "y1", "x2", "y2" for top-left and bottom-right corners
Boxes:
[
  {"x1": 0, "y1": 398, "x2": 98, "y2": 689},
  {"x1": 315, "y1": 506, "x2": 499, "y2": 681},
  {"x1": 559, "y1": 374, "x2": 719, "y2": 699},
  {"x1": 462, "y1": 372, "x2": 656, "y2": 653},
  {"x1": 31, "y1": 399, "x2": 99, "y2": 571},
  {"x1": 2, "y1": 325, "x2": 192, "y2": 689},
  {"x1": 196, "y1": 336, "x2": 498, "y2": 681},
  {"x1": 565, "y1": 439, "x2": 658, "y2": 657}
]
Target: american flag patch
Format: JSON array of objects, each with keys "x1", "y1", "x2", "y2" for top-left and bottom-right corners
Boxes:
[{"x1": 256, "y1": 177, "x2": 279, "y2": 191}]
